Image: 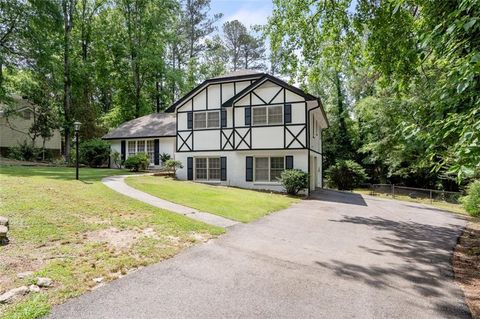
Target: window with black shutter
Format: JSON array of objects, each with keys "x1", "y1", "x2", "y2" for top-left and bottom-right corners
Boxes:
[
  {"x1": 221, "y1": 109, "x2": 227, "y2": 127},
  {"x1": 284, "y1": 104, "x2": 292, "y2": 123},
  {"x1": 187, "y1": 111, "x2": 193, "y2": 129},
  {"x1": 285, "y1": 156, "x2": 294, "y2": 169},
  {"x1": 120, "y1": 140, "x2": 126, "y2": 162},
  {"x1": 187, "y1": 157, "x2": 193, "y2": 180},
  {"x1": 221, "y1": 157, "x2": 227, "y2": 181},
  {"x1": 246, "y1": 156, "x2": 253, "y2": 181},
  {"x1": 245, "y1": 107, "x2": 251, "y2": 126},
  {"x1": 154, "y1": 139, "x2": 160, "y2": 165}
]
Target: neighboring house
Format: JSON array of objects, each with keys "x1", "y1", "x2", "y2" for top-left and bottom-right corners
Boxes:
[
  {"x1": 103, "y1": 70, "x2": 329, "y2": 192},
  {"x1": 0, "y1": 95, "x2": 62, "y2": 157}
]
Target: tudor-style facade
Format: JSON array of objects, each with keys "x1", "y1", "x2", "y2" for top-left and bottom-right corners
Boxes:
[{"x1": 103, "y1": 70, "x2": 328, "y2": 193}]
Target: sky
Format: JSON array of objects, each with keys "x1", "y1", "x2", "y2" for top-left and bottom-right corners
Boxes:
[{"x1": 210, "y1": 0, "x2": 274, "y2": 29}]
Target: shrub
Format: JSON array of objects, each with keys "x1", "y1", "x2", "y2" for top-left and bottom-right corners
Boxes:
[
  {"x1": 160, "y1": 153, "x2": 171, "y2": 165},
  {"x1": 124, "y1": 153, "x2": 149, "y2": 172},
  {"x1": 326, "y1": 160, "x2": 368, "y2": 190},
  {"x1": 164, "y1": 159, "x2": 183, "y2": 177},
  {"x1": 111, "y1": 150, "x2": 120, "y2": 168},
  {"x1": 279, "y1": 169, "x2": 309, "y2": 195},
  {"x1": 8, "y1": 141, "x2": 36, "y2": 161},
  {"x1": 461, "y1": 180, "x2": 480, "y2": 217},
  {"x1": 79, "y1": 138, "x2": 110, "y2": 168}
]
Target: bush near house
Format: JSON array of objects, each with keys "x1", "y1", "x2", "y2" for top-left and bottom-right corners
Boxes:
[
  {"x1": 461, "y1": 180, "x2": 480, "y2": 217},
  {"x1": 79, "y1": 138, "x2": 110, "y2": 167},
  {"x1": 164, "y1": 159, "x2": 183, "y2": 177},
  {"x1": 326, "y1": 160, "x2": 368, "y2": 190},
  {"x1": 279, "y1": 169, "x2": 309, "y2": 195},
  {"x1": 124, "y1": 153, "x2": 149, "y2": 171}
]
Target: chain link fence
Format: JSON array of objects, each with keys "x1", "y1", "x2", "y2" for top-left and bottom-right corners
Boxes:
[{"x1": 368, "y1": 184, "x2": 462, "y2": 204}]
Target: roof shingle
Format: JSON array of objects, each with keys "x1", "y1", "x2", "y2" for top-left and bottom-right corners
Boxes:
[{"x1": 102, "y1": 113, "x2": 176, "y2": 140}]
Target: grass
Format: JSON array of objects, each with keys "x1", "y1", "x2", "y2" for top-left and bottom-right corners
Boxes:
[
  {"x1": 126, "y1": 176, "x2": 299, "y2": 222},
  {"x1": 0, "y1": 165, "x2": 223, "y2": 318},
  {"x1": 353, "y1": 188, "x2": 467, "y2": 215}
]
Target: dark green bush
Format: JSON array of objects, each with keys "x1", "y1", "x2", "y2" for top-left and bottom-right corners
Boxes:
[
  {"x1": 79, "y1": 139, "x2": 110, "y2": 168},
  {"x1": 279, "y1": 169, "x2": 309, "y2": 195},
  {"x1": 461, "y1": 180, "x2": 480, "y2": 217},
  {"x1": 326, "y1": 160, "x2": 368, "y2": 190},
  {"x1": 8, "y1": 141, "x2": 36, "y2": 161},
  {"x1": 124, "y1": 153, "x2": 149, "y2": 172}
]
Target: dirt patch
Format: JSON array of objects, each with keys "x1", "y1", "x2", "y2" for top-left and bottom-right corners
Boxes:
[
  {"x1": 454, "y1": 219, "x2": 480, "y2": 319},
  {"x1": 85, "y1": 228, "x2": 140, "y2": 250}
]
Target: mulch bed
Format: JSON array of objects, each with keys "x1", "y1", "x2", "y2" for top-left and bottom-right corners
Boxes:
[{"x1": 454, "y1": 218, "x2": 480, "y2": 318}]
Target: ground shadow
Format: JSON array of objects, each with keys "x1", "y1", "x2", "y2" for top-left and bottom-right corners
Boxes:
[
  {"x1": 308, "y1": 188, "x2": 367, "y2": 206},
  {"x1": 317, "y1": 215, "x2": 471, "y2": 318}
]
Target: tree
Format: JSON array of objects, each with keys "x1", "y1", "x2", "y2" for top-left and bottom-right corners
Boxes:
[
  {"x1": 239, "y1": 30, "x2": 266, "y2": 70},
  {"x1": 223, "y1": 20, "x2": 247, "y2": 71}
]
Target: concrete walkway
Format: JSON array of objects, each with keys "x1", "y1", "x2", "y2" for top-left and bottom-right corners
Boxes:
[
  {"x1": 102, "y1": 175, "x2": 239, "y2": 228},
  {"x1": 50, "y1": 189, "x2": 470, "y2": 319}
]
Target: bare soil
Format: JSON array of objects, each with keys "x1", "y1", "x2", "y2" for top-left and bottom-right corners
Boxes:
[{"x1": 454, "y1": 219, "x2": 480, "y2": 319}]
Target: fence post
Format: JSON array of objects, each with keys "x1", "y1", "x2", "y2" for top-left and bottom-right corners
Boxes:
[{"x1": 392, "y1": 184, "x2": 395, "y2": 199}]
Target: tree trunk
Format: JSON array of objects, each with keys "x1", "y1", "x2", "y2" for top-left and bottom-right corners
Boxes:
[{"x1": 62, "y1": 0, "x2": 75, "y2": 162}]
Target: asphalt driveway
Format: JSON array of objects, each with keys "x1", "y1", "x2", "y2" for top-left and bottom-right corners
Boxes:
[{"x1": 50, "y1": 189, "x2": 471, "y2": 319}]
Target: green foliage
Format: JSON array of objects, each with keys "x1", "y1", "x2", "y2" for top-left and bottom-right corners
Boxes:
[
  {"x1": 326, "y1": 160, "x2": 368, "y2": 190},
  {"x1": 160, "y1": 153, "x2": 171, "y2": 165},
  {"x1": 164, "y1": 159, "x2": 183, "y2": 176},
  {"x1": 461, "y1": 180, "x2": 480, "y2": 217},
  {"x1": 8, "y1": 141, "x2": 37, "y2": 161},
  {"x1": 124, "y1": 153, "x2": 149, "y2": 172},
  {"x1": 79, "y1": 139, "x2": 110, "y2": 168},
  {"x1": 279, "y1": 169, "x2": 308, "y2": 195},
  {"x1": 111, "y1": 150, "x2": 120, "y2": 168}
]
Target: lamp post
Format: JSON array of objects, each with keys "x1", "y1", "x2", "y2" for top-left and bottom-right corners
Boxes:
[{"x1": 74, "y1": 121, "x2": 81, "y2": 180}]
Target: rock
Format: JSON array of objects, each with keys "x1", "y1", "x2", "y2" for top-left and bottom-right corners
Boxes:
[
  {"x1": 0, "y1": 286, "x2": 29, "y2": 304},
  {"x1": 0, "y1": 216, "x2": 8, "y2": 228},
  {"x1": 29, "y1": 285, "x2": 41, "y2": 293},
  {"x1": 93, "y1": 277, "x2": 103, "y2": 283},
  {"x1": 17, "y1": 271, "x2": 34, "y2": 279},
  {"x1": 0, "y1": 225, "x2": 7, "y2": 237},
  {"x1": 36, "y1": 277, "x2": 53, "y2": 287}
]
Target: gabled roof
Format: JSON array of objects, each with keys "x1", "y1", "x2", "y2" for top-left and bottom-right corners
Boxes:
[
  {"x1": 102, "y1": 112, "x2": 176, "y2": 140},
  {"x1": 164, "y1": 70, "x2": 265, "y2": 113},
  {"x1": 222, "y1": 74, "x2": 317, "y2": 107},
  {"x1": 0, "y1": 95, "x2": 37, "y2": 116}
]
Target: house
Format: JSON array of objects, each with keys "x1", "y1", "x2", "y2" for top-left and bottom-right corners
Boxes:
[
  {"x1": 103, "y1": 70, "x2": 329, "y2": 192},
  {"x1": 0, "y1": 95, "x2": 62, "y2": 157}
]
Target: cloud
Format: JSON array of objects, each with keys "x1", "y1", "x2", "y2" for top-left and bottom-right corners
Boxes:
[{"x1": 223, "y1": 7, "x2": 271, "y2": 28}]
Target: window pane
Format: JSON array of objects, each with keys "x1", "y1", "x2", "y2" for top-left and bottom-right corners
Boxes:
[
  {"x1": 268, "y1": 106, "x2": 283, "y2": 124},
  {"x1": 194, "y1": 112, "x2": 206, "y2": 129},
  {"x1": 147, "y1": 140, "x2": 155, "y2": 163},
  {"x1": 137, "y1": 140, "x2": 145, "y2": 153},
  {"x1": 207, "y1": 112, "x2": 220, "y2": 128},
  {"x1": 195, "y1": 158, "x2": 207, "y2": 179},
  {"x1": 270, "y1": 157, "x2": 284, "y2": 181},
  {"x1": 128, "y1": 141, "x2": 135, "y2": 156},
  {"x1": 208, "y1": 158, "x2": 220, "y2": 180},
  {"x1": 255, "y1": 157, "x2": 269, "y2": 181},
  {"x1": 252, "y1": 107, "x2": 267, "y2": 125}
]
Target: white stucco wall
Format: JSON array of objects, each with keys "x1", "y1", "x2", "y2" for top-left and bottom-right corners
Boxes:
[{"x1": 107, "y1": 137, "x2": 175, "y2": 168}]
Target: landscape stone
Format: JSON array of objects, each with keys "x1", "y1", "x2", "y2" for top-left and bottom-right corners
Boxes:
[
  {"x1": 0, "y1": 286, "x2": 29, "y2": 303},
  {"x1": 37, "y1": 277, "x2": 53, "y2": 287},
  {"x1": 17, "y1": 271, "x2": 34, "y2": 279},
  {"x1": 0, "y1": 225, "x2": 7, "y2": 236},
  {"x1": 0, "y1": 216, "x2": 8, "y2": 228},
  {"x1": 93, "y1": 277, "x2": 104, "y2": 283},
  {"x1": 29, "y1": 285, "x2": 41, "y2": 293}
]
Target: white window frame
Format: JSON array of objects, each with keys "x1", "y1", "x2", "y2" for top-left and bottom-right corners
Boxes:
[
  {"x1": 194, "y1": 157, "x2": 221, "y2": 181},
  {"x1": 194, "y1": 111, "x2": 220, "y2": 129},
  {"x1": 254, "y1": 156, "x2": 285, "y2": 183},
  {"x1": 252, "y1": 105, "x2": 283, "y2": 126},
  {"x1": 126, "y1": 139, "x2": 157, "y2": 165}
]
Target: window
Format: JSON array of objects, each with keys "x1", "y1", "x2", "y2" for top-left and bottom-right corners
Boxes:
[
  {"x1": 268, "y1": 105, "x2": 283, "y2": 124},
  {"x1": 195, "y1": 157, "x2": 221, "y2": 181},
  {"x1": 195, "y1": 158, "x2": 207, "y2": 179},
  {"x1": 146, "y1": 140, "x2": 155, "y2": 163},
  {"x1": 252, "y1": 105, "x2": 283, "y2": 126},
  {"x1": 194, "y1": 111, "x2": 220, "y2": 129},
  {"x1": 137, "y1": 140, "x2": 145, "y2": 153},
  {"x1": 194, "y1": 112, "x2": 206, "y2": 129},
  {"x1": 252, "y1": 107, "x2": 267, "y2": 125},
  {"x1": 254, "y1": 157, "x2": 285, "y2": 182},
  {"x1": 128, "y1": 141, "x2": 136, "y2": 157}
]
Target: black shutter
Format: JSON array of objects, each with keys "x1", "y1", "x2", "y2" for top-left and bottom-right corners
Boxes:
[
  {"x1": 245, "y1": 107, "x2": 251, "y2": 126},
  {"x1": 154, "y1": 139, "x2": 160, "y2": 165},
  {"x1": 221, "y1": 109, "x2": 227, "y2": 127},
  {"x1": 120, "y1": 140, "x2": 126, "y2": 162},
  {"x1": 187, "y1": 157, "x2": 193, "y2": 180},
  {"x1": 284, "y1": 104, "x2": 292, "y2": 123},
  {"x1": 285, "y1": 156, "x2": 294, "y2": 170},
  {"x1": 246, "y1": 156, "x2": 253, "y2": 181},
  {"x1": 220, "y1": 157, "x2": 227, "y2": 181},
  {"x1": 187, "y1": 111, "x2": 193, "y2": 129}
]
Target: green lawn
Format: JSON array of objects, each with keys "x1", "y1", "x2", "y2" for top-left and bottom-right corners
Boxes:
[
  {"x1": 0, "y1": 165, "x2": 223, "y2": 319},
  {"x1": 126, "y1": 176, "x2": 299, "y2": 222}
]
